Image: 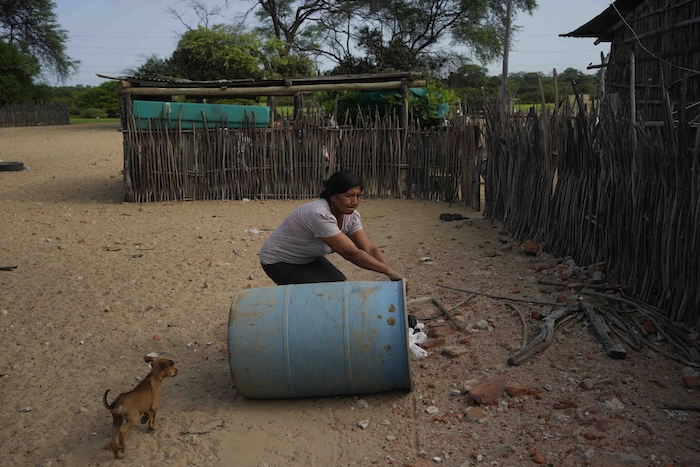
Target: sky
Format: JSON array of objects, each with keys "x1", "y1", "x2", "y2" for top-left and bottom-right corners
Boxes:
[{"x1": 54, "y1": 0, "x2": 614, "y2": 88}]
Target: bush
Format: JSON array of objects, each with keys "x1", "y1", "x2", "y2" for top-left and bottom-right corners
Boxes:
[{"x1": 79, "y1": 107, "x2": 107, "y2": 119}]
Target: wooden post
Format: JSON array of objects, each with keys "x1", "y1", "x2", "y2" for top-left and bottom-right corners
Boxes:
[
  {"x1": 630, "y1": 51, "x2": 636, "y2": 153},
  {"x1": 598, "y1": 51, "x2": 606, "y2": 103},
  {"x1": 500, "y1": 0, "x2": 513, "y2": 119},
  {"x1": 401, "y1": 78, "x2": 409, "y2": 130},
  {"x1": 538, "y1": 74, "x2": 547, "y2": 116},
  {"x1": 268, "y1": 96, "x2": 277, "y2": 124},
  {"x1": 553, "y1": 68, "x2": 558, "y2": 110},
  {"x1": 400, "y1": 78, "x2": 409, "y2": 198},
  {"x1": 679, "y1": 74, "x2": 687, "y2": 152}
]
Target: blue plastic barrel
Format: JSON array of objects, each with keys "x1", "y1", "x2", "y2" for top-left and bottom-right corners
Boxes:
[{"x1": 228, "y1": 280, "x2": 412, "y2": 399}]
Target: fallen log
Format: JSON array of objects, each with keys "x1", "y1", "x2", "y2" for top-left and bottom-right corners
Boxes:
[{"x1": 508, "y1": 304, "x2": 578, "y2": 366}]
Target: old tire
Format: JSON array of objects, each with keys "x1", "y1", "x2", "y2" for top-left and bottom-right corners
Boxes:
[{"x1": 0, "y1": 162, "x2": 25, "y2": 171}]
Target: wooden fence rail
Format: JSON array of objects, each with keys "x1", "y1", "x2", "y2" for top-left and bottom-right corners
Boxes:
[
  {"x1": 483, "y1": 94, "x2": 700, "y2": 330},
  {"x1": 0, "y1": 101, "x2": 69, "y2": 127}
]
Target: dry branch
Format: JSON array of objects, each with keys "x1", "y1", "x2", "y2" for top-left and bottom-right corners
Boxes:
[
  {"x1": 508, "y1": 304, "x2": 578, "y2": 366},
  {"x1": 505, "y1": 302, "x2": 528, "y2": 348},
  {"x1": 433, "y1": 297, "x2": 464, "y2": 331},
  {"x1": 661, "y1": 402, "x2": 700, "y2": 412},
  {"x1": 436, "y1": 283, "x2": 567, "y2": 307}
]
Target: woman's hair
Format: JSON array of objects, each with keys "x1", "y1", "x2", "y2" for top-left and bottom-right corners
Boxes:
[{"x1": 319, "y1": 170, "x2": 364, "y2": 200}]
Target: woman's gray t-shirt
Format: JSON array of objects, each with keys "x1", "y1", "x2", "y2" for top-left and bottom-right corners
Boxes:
[{"x1": 260, "y1": 198, "x2": 363, "y2": 265}]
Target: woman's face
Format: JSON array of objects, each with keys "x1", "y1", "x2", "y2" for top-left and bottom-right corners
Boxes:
[{"x1": 330, "y1": 185, "x2": 362, "y2": 215}]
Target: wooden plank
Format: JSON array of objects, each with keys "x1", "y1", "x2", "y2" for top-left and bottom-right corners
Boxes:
[{"x1": 580, "y1": 301, "x2": 627, "y2": 359}]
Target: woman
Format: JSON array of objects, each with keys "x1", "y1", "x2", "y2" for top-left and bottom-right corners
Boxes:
[{"x1": 260, "y1": 170, "x2": 404, "y2": 285}]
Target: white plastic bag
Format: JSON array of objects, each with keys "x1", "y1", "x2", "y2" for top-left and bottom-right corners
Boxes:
[{"x1": 408, "y1": 322, "x2": 428, "y2": 358}]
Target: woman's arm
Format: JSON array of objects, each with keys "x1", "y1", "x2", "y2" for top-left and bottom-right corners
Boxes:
[
  {"x1": 348, "y1": 229, "x2": 391, "y2": 265},
  {"x1": 322, "y1": 231, "x2": 404, "y2": 281}
]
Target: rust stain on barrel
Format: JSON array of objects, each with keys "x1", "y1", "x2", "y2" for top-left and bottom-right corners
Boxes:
[{"x1": 357, "y1": 286, "x2": 379, "y2": 301}]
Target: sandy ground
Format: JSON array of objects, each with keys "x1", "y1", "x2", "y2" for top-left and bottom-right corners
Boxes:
[{"x1": 0, "y1": 122, "x2": 699, "y2": 467}]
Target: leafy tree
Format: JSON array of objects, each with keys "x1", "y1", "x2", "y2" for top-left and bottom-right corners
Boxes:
[
  {"x1": 169, "y1": 25, "x2": 266, "y2": 80},
  {"x1": 161, "y1": 1, "x2": 314, "y2": 80},
  {"x1": 0, "y1": 0, "x2": 79, "y2": 82},
  {"x1": 445, "y1": 64, "x2": 500, "y2": 102},
  {"x1": 509, "y1": 71, "x2": 547, "y2": 103},
  {"x1": 130, "y1": 18, "x2": 314, "y2": 81},
  {"x1": 0, "y1": 41, "x2": 41, "y2": 104},
  {"x1": 253, "y1": 0, "x2": 328, "y2": 58},
  {"x1": 260, "y1": 37, "x2": 315, "y2": 77},
  {"x1": 124, "y1": 54, "x2": 177, "y2": 79},
  {"x1": 77, "y1": 81, "x2": 119, "y2": 117},
  {"x1": 270, "y1": 0, "x2": 538, "y2": 76},
  {"x1": 557, "y1": 67, "x2": 595, "y2": 95}
]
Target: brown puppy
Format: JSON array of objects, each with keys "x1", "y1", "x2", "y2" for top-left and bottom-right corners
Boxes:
[{"x1": 103, "y1": 356, "x2": 178, "y2": 459}]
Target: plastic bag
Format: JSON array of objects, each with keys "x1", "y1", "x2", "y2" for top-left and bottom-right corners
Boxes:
[{"x1": 408, "y1": 322, "x2": 428, "y2": 358}]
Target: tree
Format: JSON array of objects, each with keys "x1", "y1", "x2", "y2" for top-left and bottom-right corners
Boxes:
[
  {"x1": 0, "y1": 0, "x2": 79, "y2": 82},
  {"x1": 557, "y1": 67, "x2": 596, "y2": 95},
  {"x1": 124, "y1": 54, "x2": 177, "y2": 79},
  {"x1": 445, "y1": 64, "x2": 500, "y2": 102},
  {"x1": 253, "y1": 0, "x2": 538, "y2": 76},
  {"x1": 259, "y1": 37, "x2": 315, "y2": 77},
  {"x1": 167, "y1": 0, "x2": 239, "y2": 30},
  {"x1": 168, "y1": 25, "x2": 264, "y2": 80},
  {"x1": 0, "y1": 41, "x2": 41, "y2": 104},
  {"x1": 77, "y1": 81, "x2": 119, "y2": 117},
  {"x1": 253, "y1": 0, "x2": 329, "y2": 58}
]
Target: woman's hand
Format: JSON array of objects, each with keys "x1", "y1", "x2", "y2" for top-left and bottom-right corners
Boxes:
[
  {"x1": 388, "y1": 271, "x2": 408, "y2": 294},
  {"x1": 387, "y1": 269, "x2": 405, "y2": 281}
]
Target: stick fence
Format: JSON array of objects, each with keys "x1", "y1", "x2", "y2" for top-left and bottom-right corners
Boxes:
[
  {"x1": 122, "y1": 108, "x2": 480, "y2": 205},
  {"x1": 483, "y1": 92, "x2": 700, "y2": 330},
  {"x1": 0, "y1": 101, "x2": 69, "y2": 127}
]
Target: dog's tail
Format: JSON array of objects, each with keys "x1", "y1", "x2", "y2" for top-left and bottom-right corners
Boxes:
[{"x1": 103, "y1": 389, "x2": 115, "y2": 410}]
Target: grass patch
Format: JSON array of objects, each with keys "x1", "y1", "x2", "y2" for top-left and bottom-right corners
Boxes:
[
  {"x1": 514, "y1": 103, "x2": 556, "y2": 112},
  {"x1": 276, "y1": 106, "x2": 294, "y2": 117},
  {"x1": 70, "y1": 117, "x2": 121, "y2": 124}
]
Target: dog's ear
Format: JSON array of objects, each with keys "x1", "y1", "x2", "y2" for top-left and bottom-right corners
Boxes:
[{"x1": 143, "y1": 356, "x2": 154, "y2": 363}]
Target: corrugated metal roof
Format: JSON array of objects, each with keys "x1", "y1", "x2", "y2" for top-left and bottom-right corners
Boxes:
[
  {"x1": 97, "y1": 72, "x2": 423, "y2": 89},
  {"x1": 559, "y1": 0, "x2": 646, "y2": 42}
]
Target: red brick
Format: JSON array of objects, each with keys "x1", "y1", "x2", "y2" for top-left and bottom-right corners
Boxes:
[
  {"x1": 682, "y1": 375, "x2": 700, "y2": 389},
  {"x1": 522, "y1": 242, "x2": 540, "y2": 255},
  {"x1": 469, "y1": 376, "x2": 506, "y2": 404},
  {"x1": 506, "y1": 384, "x2": 528, "y2": 397}
]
